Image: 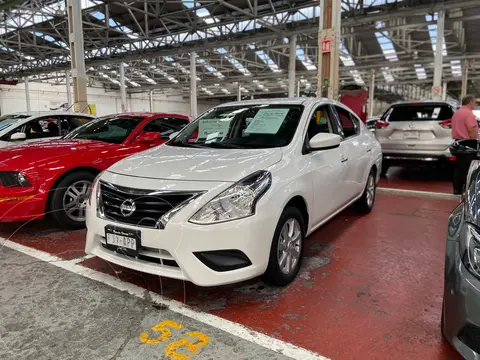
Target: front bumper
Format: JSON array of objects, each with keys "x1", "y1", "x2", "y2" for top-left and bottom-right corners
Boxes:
[
  {"x1": 443, "y1": 241, "x2": 480, "y2": 359},
  {"x1": 85, "y1": 174, "x2": 280, "y2": 287},
  {"x1": 0, "y1": 192, "x2": 45, "y2": 222}
]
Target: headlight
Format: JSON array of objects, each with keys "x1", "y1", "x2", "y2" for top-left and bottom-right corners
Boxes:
[
  {"x1": 88, "y1": 172, "x2": 103, "y2": 209},
  {"x1": 460, "y1": 223, "x2": 480, "y2": 278},
  {"x1": 0, "y1": 171, "x2": 31, "y2": 187},
  {"x1": 189, "y1": 170, "x2": 272, "y2": 225}
]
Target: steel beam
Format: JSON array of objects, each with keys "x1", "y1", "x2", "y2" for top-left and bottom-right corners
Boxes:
[
  {"x1": 190, "y1": 51, "x2": 197, "y2": 118},
  {"x1": 288, "y1": 35, "x2": 296, "y2": 98},
  {"x1": 67, "y1": 0, "x2": 88, "y2": 114},
  {"x1": 65, "y1": 70, "x2": 72, "y2": 109},
  {"x1": 432, "y1": 10, "x2": 445, "y2": 101},
  {"x1": 461, "y1": 61, "x2": 469, "y2": 99}
]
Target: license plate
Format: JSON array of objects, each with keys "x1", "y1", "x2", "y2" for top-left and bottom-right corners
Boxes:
[
  {"x1": 404, "y1": 131, "x2": 419, "y2": 139},
  {"x1": 105, "y1": 225, "x2": 141, "y2": 257}
]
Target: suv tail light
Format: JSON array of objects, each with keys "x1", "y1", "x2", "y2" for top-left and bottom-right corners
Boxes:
[
  {"x1": 440, "y1": 119, "x2": 452, "y2": 129},
  {"x1": 375, "y1": 120, "x2": 389, "y2": 129}
]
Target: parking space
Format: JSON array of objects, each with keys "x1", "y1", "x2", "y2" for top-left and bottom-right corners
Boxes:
[
  {"x1": 379, "y1": 166, "x2": 453, "y2": 194},
  {"x1": 0, "y1": 192, "x2": 460, "y2": 360}
]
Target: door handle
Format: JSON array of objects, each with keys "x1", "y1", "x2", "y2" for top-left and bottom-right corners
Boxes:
[
  {"x1": 341, "y1": 156, "x2": 348, "y2": 163},
  {"x1": 366, "y1": 148, "x2": 372, "y2": 153}
]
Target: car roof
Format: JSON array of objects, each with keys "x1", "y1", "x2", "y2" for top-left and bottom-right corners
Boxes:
[
  {"x1": 390, "y1": 100, "x2": 457, "y2": 107},
  {"x1": 102, "y1": 112, "x2": 191, "y2": 119},
  {"x1": 6, "y1": 111, "x2": 95, "y2": 117},
  {"x1": 215, "y1": 97, "x2": 344, "y2": 108}
]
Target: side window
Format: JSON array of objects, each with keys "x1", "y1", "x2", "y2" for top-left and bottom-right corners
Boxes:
[
  {"x1": 306, "y1": 106, "x2": 336, "y2": 141},
  {"x1": 168, "y1": 117, "x2": 190, "y2": 131},
  {"x1": 334, "y1": 106, "x2": 359, "y2": 139},
  {"x1": 25, "y1": 117, "x2": 61, "y2": 139},
  {"x1": 143, "y1": 118, "x2": 176, "y2": 139}
]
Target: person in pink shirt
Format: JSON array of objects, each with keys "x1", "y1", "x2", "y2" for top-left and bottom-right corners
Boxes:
[{"x1": 451, "y1": 94, "x2": 478, "y2": 194}]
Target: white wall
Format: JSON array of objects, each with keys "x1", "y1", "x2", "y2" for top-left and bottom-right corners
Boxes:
[{"x1": 0, "y1": 82, "x2": 219, "y2": 117}]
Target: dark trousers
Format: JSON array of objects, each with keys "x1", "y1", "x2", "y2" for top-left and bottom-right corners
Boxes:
[{"x1": 453, "y1": 156, "x2": 473, "y2": 194}]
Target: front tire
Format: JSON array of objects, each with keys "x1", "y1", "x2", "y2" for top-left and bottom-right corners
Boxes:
[
  {"x1": 355, "y1": 169, "x2": 376, "y2": 214},
  {"x1": 264, "y1": 207, "x2": 305, "y2": 286},
  {"x1": 49, "y1": 171, "x2": 96, "y2": 229}
]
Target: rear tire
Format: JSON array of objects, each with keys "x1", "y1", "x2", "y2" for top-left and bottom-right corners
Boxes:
[
  {"x1": 264, "y1": 207, "x2": 305, "y2": 286},
  {"x1": 49, "y1": 171, "x2": 96, "y2": 229},
  {"x1": 355, "y1": 169, "x2": 376, "y2": 214}
]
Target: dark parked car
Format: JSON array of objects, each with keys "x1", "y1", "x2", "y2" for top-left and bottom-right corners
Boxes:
[{"x1": 443, "y1": 146, "x2": 480, "y2": 359}]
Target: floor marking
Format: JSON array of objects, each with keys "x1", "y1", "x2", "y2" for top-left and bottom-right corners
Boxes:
[
  {"x1": 378, "y1": 187, "x2": 460, "y2": 200},
  {"x1": 1, "y1": 238, "x2": 329, "y2": 360},
  {"x1": 71, "y1": 254, "x2": 95, "y2": 263}
]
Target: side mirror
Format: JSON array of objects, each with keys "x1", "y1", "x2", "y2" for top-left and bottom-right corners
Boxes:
[
  {"x1": 10, "y1": 132, "x2": 26, "y2": 141},
  {"x1": 309, "y1": 133, "x2": 341, "y2": 151},
  {"x1": 137, "y1": 132, "x2": 161, "y2": 143},
  {"x1": 169, "y1": 131, "x2": 179, "y2": 140}
]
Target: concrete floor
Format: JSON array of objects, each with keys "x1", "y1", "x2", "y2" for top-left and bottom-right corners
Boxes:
[
  {"x1": 0, "y1": 166, "x2": 461, "y2": 359},
  {"x1": 0, "y1": 247, "x2": 291, "y2": 360}
]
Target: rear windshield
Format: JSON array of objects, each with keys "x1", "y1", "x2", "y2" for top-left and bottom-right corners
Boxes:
[{"x1": 383, "y1": 105, "x2": 454, "y2": 122}]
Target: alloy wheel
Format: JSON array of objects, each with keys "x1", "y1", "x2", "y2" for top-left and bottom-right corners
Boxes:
[
  {"x1": 277, "y1": 218, "x2": 302, "y2": 275},
  {"x1": 62, "y1": 180, "x2": 92, "y2": 222},
  {"x1": 366, "y1": 174, "x2": 375, "y2": 207}
]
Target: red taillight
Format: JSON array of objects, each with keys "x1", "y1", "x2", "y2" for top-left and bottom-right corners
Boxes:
[
  {"x1": 448, "y1": 157, "x2": 456, "y2": 162},
  {"x1": 375, "y1": 120, "x2": 389, "y2": 129},
  {"x1": 440, "y1": 119, "x2": 452, "y2": 129}
]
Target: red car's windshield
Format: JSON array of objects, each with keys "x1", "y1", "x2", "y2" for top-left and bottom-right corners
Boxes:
[{"x1": 64, "y1": 116, "x2": 144, "y2": 144}]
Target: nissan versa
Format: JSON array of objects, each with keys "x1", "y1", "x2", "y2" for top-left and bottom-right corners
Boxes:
[
  {"x1": 443, "y1": 158, "x2": 480, "y2": 359},
  {"x1": 85, "y1": 98, "x2": 382, "y2": 286}
]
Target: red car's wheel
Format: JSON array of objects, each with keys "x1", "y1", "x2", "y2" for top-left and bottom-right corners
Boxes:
[{"x1": 49, "y1": 171, "x2": 96, "y2": 229}]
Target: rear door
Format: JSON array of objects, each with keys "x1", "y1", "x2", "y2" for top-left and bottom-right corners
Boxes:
[{"x1": 376, "y1": 103, "x2": 455, "y2": 153}]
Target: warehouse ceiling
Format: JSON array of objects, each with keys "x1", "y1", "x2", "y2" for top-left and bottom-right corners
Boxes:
[{"x1": 0, "y1": 0, "x2": 479, "y2": 101}]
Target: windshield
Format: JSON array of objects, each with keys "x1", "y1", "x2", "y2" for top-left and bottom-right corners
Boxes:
[
  {"x1": 384, "y1": 104, "x2": 454, "y2": 122},
  {"x1": 168, "y1": 104, "x2": 304, "y2": 149},
  {"x1": 0, "y1": 114, "x2": 30, "y2": 132},
  {"x1": 64, "y1": 116, "x2": 144, "y2": 144}
]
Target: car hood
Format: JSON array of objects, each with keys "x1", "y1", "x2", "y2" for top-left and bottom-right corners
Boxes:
[
  {"x1": 107, "y1": 144, "x2": 283, "y2": 182},
  {"x1": 0, "y1": 139, "x2": 111, "y2": 169}
]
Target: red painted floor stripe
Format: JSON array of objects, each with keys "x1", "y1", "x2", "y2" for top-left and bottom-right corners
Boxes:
[{"x1": 73, "y1": 194, "x2": 460, "y2": 359}]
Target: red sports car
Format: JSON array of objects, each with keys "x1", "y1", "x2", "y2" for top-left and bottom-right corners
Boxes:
[{"x1": 0, "y1": 112, "x2": 191, "y2": 228}]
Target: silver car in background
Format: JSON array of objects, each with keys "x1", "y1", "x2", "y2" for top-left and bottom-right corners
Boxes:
[
  {"x1": 375, "y1": 101, "x2": 457, "y2": 173},
  {"x1": 443, "y1": 159, "x2": 480, "y2": 359}
]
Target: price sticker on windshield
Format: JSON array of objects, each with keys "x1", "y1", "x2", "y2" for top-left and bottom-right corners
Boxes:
[
  {"x1": 198, "y1": 119, "x2": 230, "y2": 139},
  {"x1": 245, "y1": 108, "x2": 290, "y2": 134}
]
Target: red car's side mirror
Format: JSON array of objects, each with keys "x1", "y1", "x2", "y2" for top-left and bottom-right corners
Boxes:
[{"x1": 137, "y1": 132, "x2": 161, "y2": 143}]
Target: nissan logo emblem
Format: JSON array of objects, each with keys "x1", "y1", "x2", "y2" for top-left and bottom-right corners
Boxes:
[{"x1": 120, "y1": 199, "x2": 136, "y2": 217}]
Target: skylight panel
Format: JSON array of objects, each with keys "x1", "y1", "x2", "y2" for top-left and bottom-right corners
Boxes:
[
  {"x1": 375, "y1": 22, "x2": 399, "y2": 62},
  {"x1": 350, "y1": 70, "x2": 365, "y2": 85},
  {"x1": 33, "y1": 31, "x2": 68, "y2": 49},
  {"x1": 425, "y1": 13, "x2": 447, "y2": 56},
  {"x1": 200, "y1": 87, "x2": 214, "y2": 96},
  {"x1": 381, "y1": 67, "x2": 394, "y2": 83},
  {"x1": 248, "y1": 44, "x2": 281, "y2": 72},
  {"x1": 217, "y1": 48, "x2": 251, "y2": 75},
  {"x1": 339, "y1": 42, "x2": 356, "y2": 67},
  {"x1": 450, "y1": 60, "x2": 462, "y2": 77},
  {"x1": 98, "y1": 71, "x2": 121, "y2": 86},
  {"x1": 414, "y1": 64, "x2": 427, "y2": 80},
  {"x1": 283, "y1": 38, "x2": 316, "y2": 71}
]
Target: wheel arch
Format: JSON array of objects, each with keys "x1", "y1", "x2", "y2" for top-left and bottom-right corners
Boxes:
[{"x1": 283, "y1": 195, "x2": 309, "y2": 233}]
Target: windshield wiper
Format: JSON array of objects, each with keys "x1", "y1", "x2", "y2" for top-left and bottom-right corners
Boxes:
[{"x1": 167, "y1": 142, "x2": 203, "y2": 148}]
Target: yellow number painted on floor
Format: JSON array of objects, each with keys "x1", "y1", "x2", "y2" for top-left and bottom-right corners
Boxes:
[
  {"x1": 165, "y1": 331, "x2": 210, "y2": 360},
  {"x1": 139, "y1": 320, "x2": 183, "y2": 344}
]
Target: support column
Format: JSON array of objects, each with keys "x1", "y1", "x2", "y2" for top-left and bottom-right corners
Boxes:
[
  {"x1": 297, "y1": 80, "x2": 300, "y2": 97},
  {"x1": 67, "y1": 0, "x2": 88, "y2": 113},
  {"x1": 119, "y1": 62, "x2": 127, "y2": 112},
  {"x1": 237, "y1": 83, "x2": 241, "y2": 101},
  {"x1": 442, "y1": 82, "x2": 447, "y2": 101},
  {"x1": 65, "y1": 70, "x2": 72, "y2": 109},
  {"x1": 288, "y1": 35, "x2": 296, "y2": 98},
  {"x1": 317, "y1": 0, "x2": 341, "y2": 99},
  {"x1": 190, "y1": 51, "x2": 198, "y2": 118},
  {"x1": 149, "y1": 90, "x2": 154, "y2": 112},
  {"x1": 24, "y1": 77, "x2": 31, "y2": 112},
  {"x1": 432, "y1": 10, "x2": 445, "y2": 101},
  {"x1": 461, "y1": 61, "x2": 469, "y2": 99},
  {"x1": 368, "y1": 69, "x2": 375, "y2": 118}
]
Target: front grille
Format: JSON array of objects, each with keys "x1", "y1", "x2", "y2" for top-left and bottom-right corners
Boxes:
[
  {"x1": 458, "y1": 323, "x2": 480, "y2": 354},
  {"x1": 100, "y1": 181, "x2": 201, "y2": 228},
  {"x1": 101, "y1": 242, "x2": 180, "y2": 268}
]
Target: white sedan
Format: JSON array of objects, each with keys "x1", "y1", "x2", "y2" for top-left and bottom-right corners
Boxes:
[
  {"x1": 0, "y1": 111, "x2": 95, "y2": 147},
  {"x1": 85, "y1": 98, "x2": 382, "y2": 287}
]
